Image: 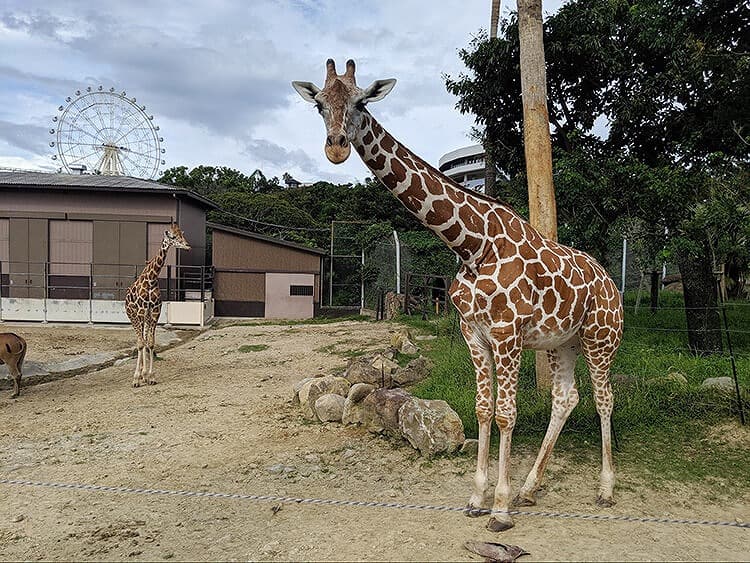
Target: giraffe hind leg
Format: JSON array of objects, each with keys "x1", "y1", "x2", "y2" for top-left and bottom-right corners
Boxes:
[
  {"x1": 130, "y1": 315, "x2": 146, "y2": 387},
  {"x1": 580, "y1": 335, "x2": 617, "y2": 507},
  {"x1": 145, "y1": 313, "x2": 159, "y2": 385},
  {"x1": 514, "y1": 341, "x2": 579, "y2": 506}
]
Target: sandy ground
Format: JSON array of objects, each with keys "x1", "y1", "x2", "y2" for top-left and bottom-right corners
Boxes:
[{"x1": 0, "y1": 320, "x2": 748, "y2": 561}]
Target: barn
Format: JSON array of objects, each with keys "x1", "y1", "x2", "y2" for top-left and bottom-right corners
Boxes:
[
  {"x1": 0, "y1": 170, "x2": 215, "y2": 325},
  {"x1": 209, "y1": 222, "x2": 324, "y2": 319}
]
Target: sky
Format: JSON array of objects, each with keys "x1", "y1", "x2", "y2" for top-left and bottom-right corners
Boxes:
[{"x1": 0, "y1": 0, "x2": 566, "y2": 185}]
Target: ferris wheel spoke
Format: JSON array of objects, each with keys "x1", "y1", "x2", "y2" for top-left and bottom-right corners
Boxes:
[
  {"x1": 119, "y1": 149, "x2": 149, "y2": 175},
  {"x1": 77, "y1": 107, "x2": 105, "y2": 139},
  {"x1": 112, "y1": 120, "x2": 149, "y2": 146},
  {"x1": 64, "y1": 148, "x2": 102, "y2": 166},
  {"x1": 63, "y1": 122, "x2": 103, "y2": 144}
]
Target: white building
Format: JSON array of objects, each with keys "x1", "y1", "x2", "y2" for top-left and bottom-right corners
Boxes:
[{"x1": 438, "y1": 144, "x2": 486, "y2": 193}]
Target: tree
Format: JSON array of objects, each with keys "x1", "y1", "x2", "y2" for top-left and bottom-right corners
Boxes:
[{"x1": 446, "y1": 0, "x2": 749, "y2": 355}]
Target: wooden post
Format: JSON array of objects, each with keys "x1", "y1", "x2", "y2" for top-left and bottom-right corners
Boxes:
[{"x1": 518, "y1": 0, "x2": 557, "y2": 389}]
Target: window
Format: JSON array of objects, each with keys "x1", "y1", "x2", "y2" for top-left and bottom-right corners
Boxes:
[{"x1": 290, "y1": 285, "x2": 314, "y2": 296}]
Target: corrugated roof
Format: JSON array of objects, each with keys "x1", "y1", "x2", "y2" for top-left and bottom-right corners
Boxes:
[
  {"x1": 207, "y1": 221, "x2": 327, "y2": 255},
  {"x1": 0, "y1": 170, "x2": 218, "y2": 209}
]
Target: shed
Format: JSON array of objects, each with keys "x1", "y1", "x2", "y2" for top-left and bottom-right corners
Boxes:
[
  {"x1": 0, "y1": 170, "x2": 216, "y2": 324},
  {"x1": 209, "y1": 222, "x2": 325, "y2": 319}
]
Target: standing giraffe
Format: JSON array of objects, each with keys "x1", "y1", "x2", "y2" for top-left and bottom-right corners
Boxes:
[
  {"x1": 293, "y1": 59, "x2": 623, "y2": 531},
  {"x1": 125, "y1": 223, "x2": 190, "y2": 387}
]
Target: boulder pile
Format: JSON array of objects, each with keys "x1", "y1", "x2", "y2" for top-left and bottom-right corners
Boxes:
[{"x1": 292, "y1": 330, "x2": 465, "y2": 457}]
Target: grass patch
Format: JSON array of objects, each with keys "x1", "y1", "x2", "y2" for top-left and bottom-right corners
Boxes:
[
  {"x1": 397, "y1": 294, "x2": 750, "y2": 494},
  {"x1": 238, "y1": 344, "x2": 269, "y2": 353}
]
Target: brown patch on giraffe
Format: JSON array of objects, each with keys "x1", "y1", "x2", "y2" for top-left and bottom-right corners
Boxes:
[
  {"x1": 441, "y1": 221, "x2": 462, "y2": 243},
  {"x1": 391, "y1": 159, "x2": 407, "y2": 183},
  {"x1": 489, "y1": 292, "x2": 507, "y2": 317},
  {"x1": 458, "y1": 205, "x2": 484, "y2": 233},
  {"x1": 371, "y1": 145, "x2": 380, "y2": 156},
  {"x1": 456, "y1": 235, "x2": 483, "y2": 260},
  {"x1": 423, "y1": 173, "x2": 444, "y2": 196},
  {"x1": 540, "y1": 250, "x2": 561, "y2": 272},
  {"x1": 477, "y1": 278, "x2": 497, "y2": 296},
  {"x1": 362, "y1": 131, "x2": 374, "y2": 145},
  {"x1": 542, "y1": 290, "x2": 557, "y2": 315},
  {"x1": 369, "y1": 154, "x2": 387, "y2": 171},
  {"x1": 380, "y1": 134, "x2": 395, "y2": 153},
  {"x1": 425, "y1": 198, "x2": 455, "y2": 226},
  {"x1": 498, "y1": 258, "x2": 524, "y2": 286},
  {"x1": 519, "y1": 243, "x2": 536, "y2": 260},
  {"x1": 447, "y1": 189, "x2": 466, "y2": 205}
]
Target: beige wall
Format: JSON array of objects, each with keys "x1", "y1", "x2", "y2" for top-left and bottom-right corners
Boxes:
[
  {"x1": 49, "y1": 220, "x2": 93, "y2": 275},
  {"x1": 0, "y1": 218, "x2": 8, "y2": 263},
  {"x1": 264, "y1": 273, "x2": 314, "y2": 319}
]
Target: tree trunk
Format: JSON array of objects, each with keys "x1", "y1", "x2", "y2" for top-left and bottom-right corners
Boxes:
[
  {"x1": 490, "y1": 0, "x2": 501, "y2": 38},
  {"x1": 518, "y1": 0, "x2": 557, "y2": 389},
  {"x1": 650, "y1": 270, "x2": 660, "y2": 313},
  {"x1": 677, "y1": 247, "x2": 723, "y2": 356}
]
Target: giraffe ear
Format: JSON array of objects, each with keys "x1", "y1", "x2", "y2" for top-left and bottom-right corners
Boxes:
[
  {"x1": 292, "y1": 81, "x2": 321, "y2": 104},
  {"x1": 361, "y1": 79, "x2": 396, "y2": 104}
]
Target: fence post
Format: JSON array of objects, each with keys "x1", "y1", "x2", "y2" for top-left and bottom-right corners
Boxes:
[
  {"x1": 393, "y1": 230, "x2": 401, "y2": 294},
  {"x1": 42, "y1": 261, "x2": 48, "y2": 324},
  {"x1": 0, "y1": 260, "x2": 3, "y2": 321},
  {"x1": 166, "y1": 265, "x2": 172, "y2": 302},
  {"x1": 200, "y1": 265, "x2": 205, "y2": 302},
  {"x1": 89, "y1": 262, "x2": 93, "y2": 325},
  {"x1": 716, "y1": 278, "x2": 746, "y2": 425},
  {"x1": 620, "y1": 238, "x2": 627, "y2": 294}
]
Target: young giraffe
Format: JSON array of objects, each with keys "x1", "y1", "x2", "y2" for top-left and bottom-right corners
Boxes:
[
  {"x1": 125, "y1": 223, "x2": 190, "y2": 387},
  {"x1": 293, "y1": 59, "x2": 623, "y2": 531}
]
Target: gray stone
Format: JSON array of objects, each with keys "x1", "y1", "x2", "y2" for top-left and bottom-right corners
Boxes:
[
  {"x1": 701, "y1": 376, "x2": 736, "y2": 394},
  {"x1": 460, "y1": 438, "x2": 479, "y2": 457},
  {"x1": 362, "y1": 388, "x2": 412, "y2": 436},
  {"x1": 390, "y1": 328, "x2": 418, "y2": 354},
  {"x1": 348, "y1": 382, "x2": 375, "y2": 403},
  {"x1": 297, "y1": 376, "x2": 350, "y2": 419},
  {"x1": 314, "y1": 393, "x2": 346, "y2": 422},
  {"x1": 344, "y1": 355, "x2": 394, "y2": 388},
  {"x1": 393, "y1": 356, "x2": 432, "y2": 386},
  {"x1": 292, "y1": 377, "x2": 316, "y2": 406},
  {"x1": 398, "y1": 398, "x2": 465, "y2": 457},
  {"x1": 341, "y1": 383, "x2": 376, "y2": 426}
]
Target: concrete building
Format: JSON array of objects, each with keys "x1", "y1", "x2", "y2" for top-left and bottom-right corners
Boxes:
[
  {"x1": 438, "y1": 144, "x2": 486, "y2": 193},
  {"x1": 209, "y1": 223, "x2": 324, "y2": 319},
  {"x1": 0, "y1": 171, "x2": 216, "y2": 325}
]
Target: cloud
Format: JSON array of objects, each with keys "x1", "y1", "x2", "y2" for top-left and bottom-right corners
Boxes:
[{"x1": 0, "y1": 120, "x2": 50, "y2": 155}]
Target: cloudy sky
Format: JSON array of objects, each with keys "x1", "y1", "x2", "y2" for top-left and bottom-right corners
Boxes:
[{"x1": 0, "y1": 0, "x2": 565, "y2": 184}]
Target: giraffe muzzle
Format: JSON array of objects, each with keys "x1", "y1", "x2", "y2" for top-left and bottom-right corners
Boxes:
[{"x1": 325, "y1": 142, "x2": 351, "y2": 164}]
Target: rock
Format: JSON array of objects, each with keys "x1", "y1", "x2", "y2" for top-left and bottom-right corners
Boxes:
[
  {"x1": 344, "y1": 355, "x2": 395, "y2": 388},
  {"x1": 266, "y1": 464, "x2": 296, "y2": 476},
  {"x1": 398, "y1": 398, "x2": 465, "y2": 457},
  {"x1": 314, "y1": 394, "x2": 346, "y2": 422},
  {"x1": 342, "y1": 383, "x2": 376, "y2": 426},
  {"x1": 362, "y1": 388, "x2": 412, "y2": 436},
  {"x1": 393, "y1": 356, "x2": 433, "y2": 386},
  {"x1": 114, "y1": 357, "x2": 132, "y2": 367},
  {"x1": 460, "y1": 438, "x2": 479, "y2": 457},
  {"x1": 292, "y1": 377, "x2": 316, "y2": 406},
  {"x1": 297, "y1": 376, "x2": 350, "y2": 419},
  {"x1": 390, "y1": 329, "x2": 419, "y2": 355},
  {"x1": 647, "y1": 372, "x2": 688, "y2": 388},
  {"x1": 701, "y1": 376, "x2": 736, "y2": 394}
]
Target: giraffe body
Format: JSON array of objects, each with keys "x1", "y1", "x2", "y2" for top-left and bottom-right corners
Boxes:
[
  {"x1": 124, "y1": 224, "x2": 190, "y2": 387},
  {"x1": 293, "y1": 60, "x2": 622, "y2": 531}
]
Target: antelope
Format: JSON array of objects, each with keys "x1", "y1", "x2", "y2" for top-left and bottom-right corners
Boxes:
[{"x1": 0, "y1": 333, "x2": 27, "y2": 399}]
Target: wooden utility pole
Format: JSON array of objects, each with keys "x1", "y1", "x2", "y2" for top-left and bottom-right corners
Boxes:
[
  {"x1": 483, "y1": 0, "x2": 502, "y2": 198},
  {"x1": 518, "y1": 0, "x2": 557, "y2": 389}
]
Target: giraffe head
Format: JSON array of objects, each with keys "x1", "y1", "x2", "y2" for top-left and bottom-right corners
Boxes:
[
  {"x1": 164, "y1": 223, "x2": 191, "y2": 250},
  {"x1": 292, "y1": 59, "x2": 396, "y2": 164}
]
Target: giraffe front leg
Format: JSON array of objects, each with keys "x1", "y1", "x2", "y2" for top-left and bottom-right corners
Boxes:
[
  {"x1": 133, "y1": 347, "x2": 144, "y2": 387},
  {"x1": 145, "y1": 318, "x2": 158, "y2": 385},
  {"x1": 487, "y1": 326, "x2": 522, "y2": 533},
  {"x1": 460, "y1": 320, "x2": 494, "y2": 518}
]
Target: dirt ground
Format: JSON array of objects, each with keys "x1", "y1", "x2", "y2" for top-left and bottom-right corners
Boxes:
[{"x1": 0, "y1": 320, "x2": 748, "y2": 561}]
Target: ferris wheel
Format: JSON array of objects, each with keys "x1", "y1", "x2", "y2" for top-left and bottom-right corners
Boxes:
[{"x1": 50, "y1": 86, "x2": 165, "y2": 179}]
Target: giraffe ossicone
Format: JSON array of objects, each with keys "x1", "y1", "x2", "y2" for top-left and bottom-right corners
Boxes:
[
  {"x1": 125, "y1": 223, "x2": 190, "y2": 388},
  {"x1": 293, "y1": 59, "x2": 624, "y2": 531}
]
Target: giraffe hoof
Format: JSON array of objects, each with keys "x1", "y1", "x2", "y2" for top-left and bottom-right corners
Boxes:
[
  {"x1": 464, "y1": 504, "x2": 488, "y2": 518},
  {"x1": 486, "y1": 516, "x2": 514, "y2": 532},
  {"x1": 512, "y1": 494, "x2": 536, "y2": 507},
  {"x1": 10, "y1": 392, "x2": 19, "y2": 399},
  {"x1": 147, "y1": 379, "x2": 157, "y2": 385},
  {"x1": 596, "y1": 495, "x2": 616, "y2": 508}
]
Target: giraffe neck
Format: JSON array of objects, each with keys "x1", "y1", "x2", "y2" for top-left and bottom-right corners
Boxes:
[
  {"x1": 353, "y1": 112, "x2": 514, "y2": 264},
  {"x1": 142, "y1": 240, "x2": 170, "y2": 285}
]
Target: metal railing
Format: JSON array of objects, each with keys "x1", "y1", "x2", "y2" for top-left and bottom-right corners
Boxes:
[{"x1": 0, "y1": 260, "x2": 213, "y2": 302}]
